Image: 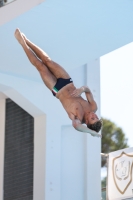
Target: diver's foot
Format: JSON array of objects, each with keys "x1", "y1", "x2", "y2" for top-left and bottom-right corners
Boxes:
[
  {"x1": 14, "y1": 28, "x2": 25, "y2": 45},
  {"x1": 21, "y1": 33, "x2": 27, "y2": 41}
]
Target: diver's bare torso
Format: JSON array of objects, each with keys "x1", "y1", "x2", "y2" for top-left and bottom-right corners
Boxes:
[{"x1": 56, "y1": 83, "x2": 93, "y2": 123}]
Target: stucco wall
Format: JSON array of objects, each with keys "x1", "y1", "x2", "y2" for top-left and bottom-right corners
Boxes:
[{"x1": 0, "y1": 61, "x2": 101, "y2": 200}]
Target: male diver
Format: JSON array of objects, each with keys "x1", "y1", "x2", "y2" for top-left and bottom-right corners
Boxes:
[{"x1": 14, "y1": 29, "x2": 102, "y2": 138}]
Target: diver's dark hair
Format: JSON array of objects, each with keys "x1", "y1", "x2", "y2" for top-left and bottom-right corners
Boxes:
[{"x1": 87, "y1": 119, "x2": 102, "y2": 132}]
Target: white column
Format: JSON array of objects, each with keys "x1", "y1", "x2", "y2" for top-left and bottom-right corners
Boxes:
[
  {"x1": 86, "y1": 59, "x2": 101, "y2": 200},
  {"x1": 34, "y1": 115, "x2": 46, "y2": 200},
  {"x1": 0, "y1": 98, "x2": 5, "y2": 200}
]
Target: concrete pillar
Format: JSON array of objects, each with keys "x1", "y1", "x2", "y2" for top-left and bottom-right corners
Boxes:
[{"x1": 86, "y1": 59, "x2": 101, "y2": 200}]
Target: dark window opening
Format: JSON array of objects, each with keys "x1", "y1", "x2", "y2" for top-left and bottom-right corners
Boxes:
[{"x1": 4, "y1": 98, "x2": 34, "y2": 200}]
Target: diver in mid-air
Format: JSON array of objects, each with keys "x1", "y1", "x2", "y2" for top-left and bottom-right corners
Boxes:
[{"x1": 14, "y1": 28, "x2": 102, "y2": 138}]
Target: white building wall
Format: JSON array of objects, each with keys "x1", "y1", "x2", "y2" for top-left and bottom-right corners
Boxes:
[
  {"x1": 0, "y1": 84, "x2": 47, "y2": 200},
  {"x1": 61, "y1": 126, "x2": 86, "y2": 200},
  {"x1": 0, "y1": 60, "x2": 101, "y2": 200},
  {"x1": 0, "y1": 0, "x2": 104, "y2": 199},
  {"x1": 86, "y1": 59, "x2": 101, "y2": 199},
  {"x1": 0, "y1": 0, "x2": 132, "y2": 198},
  {"x1": 0, "y1": 73, "x2": 63, "y2": 199}
]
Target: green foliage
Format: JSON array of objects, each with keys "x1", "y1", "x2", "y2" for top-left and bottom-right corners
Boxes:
[
  {"x1": 101, "y1": 118, "x2": 129, "y2": 167},
  {"x1": 101, "y1": 177, "x2": 106, "y2": 188}
]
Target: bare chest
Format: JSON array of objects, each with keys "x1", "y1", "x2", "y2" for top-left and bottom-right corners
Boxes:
[{"x1": 61, "y1": 98, "x2": 91, "y2": 121}]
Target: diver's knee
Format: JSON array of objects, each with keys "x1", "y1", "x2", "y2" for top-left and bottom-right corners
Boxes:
[{"x1": 43, "y1": 55, "x2": 52, "y2": 64}]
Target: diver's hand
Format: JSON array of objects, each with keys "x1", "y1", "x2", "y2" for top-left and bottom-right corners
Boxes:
[
  {"x1": 91, "y1": 131, "x2": 102, "y2": 138},
  {"x1": 71, "y1": 87, "x2": 84, "y2": 97},
  {"x1": 72, "y1": 120, "x2": 102, "y2": 138}
]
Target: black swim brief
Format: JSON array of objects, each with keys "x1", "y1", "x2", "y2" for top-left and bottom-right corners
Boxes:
[{"x1": 52, "y1": 78, "x2": 73, "y2": 96}]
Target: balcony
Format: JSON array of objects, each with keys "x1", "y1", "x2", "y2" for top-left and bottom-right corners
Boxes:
[
  {"x1": 0, "y1": 0, "x2": 15, "y2": 7},
  {"x1": 0, "y1": 0, "x2": 44, "y2": 26}
]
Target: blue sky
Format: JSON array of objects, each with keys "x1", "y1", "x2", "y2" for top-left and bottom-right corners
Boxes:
[{"x1": 100, "y1": 42, "x2": 133, "y2": 147}]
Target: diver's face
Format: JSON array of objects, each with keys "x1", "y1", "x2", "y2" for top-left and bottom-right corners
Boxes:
[{"x1": 87, "y1": 112, "x2": 99, "y2": 125}]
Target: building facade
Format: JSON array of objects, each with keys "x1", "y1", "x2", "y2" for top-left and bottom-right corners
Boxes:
[{"x1": 1, "y1": 0, "x2": 133, "y2": 199}]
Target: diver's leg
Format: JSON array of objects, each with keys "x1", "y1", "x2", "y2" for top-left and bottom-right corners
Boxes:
[
  {"x1": 14, "y1": 29, "x2": 56, "y2": 90},
  {"x1": 22, "y1": 33, "x2": 70, "y2": 79}
]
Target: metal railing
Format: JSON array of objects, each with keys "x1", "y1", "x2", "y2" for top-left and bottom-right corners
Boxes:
[{"x1": 0, "y1": 0, "x2": 15, "y2": 7}]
